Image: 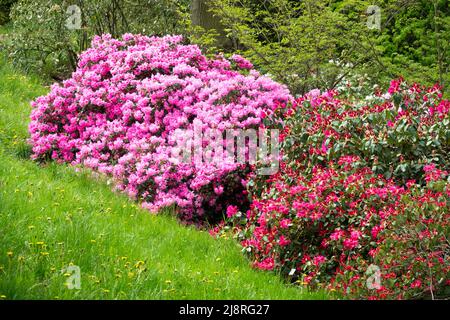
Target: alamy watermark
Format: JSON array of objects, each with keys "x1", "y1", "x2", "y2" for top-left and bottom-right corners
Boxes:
[
  {"x1": 367, "y1": 5, "x2": 381, "y2": 30},
  {"x1": 170, "y1": 120, "x2": 280, "y2": 175},
  {"x1": 65, "y1": 5, "x2": 82, "y2": 30},
  {"x1": 366, "y1": 264, "x2": 382, "y2": 290},
  {"x1": 62, "y1": 265, "x2": 81, "y2": 290}
]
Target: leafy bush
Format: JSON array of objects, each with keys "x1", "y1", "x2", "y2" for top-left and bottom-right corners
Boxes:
[
  {"x1": 277, "y1": 79, "x2": 450, "y2": 185},
  {"x1": 0, "y1": 0, "x2": 16, "y2": 24},
  {"x1": 220, "y1": 159, "x2": 449, "y2": 299},
  {"x1": 8, "y1": 0, "x2": 77, "y2": 77},
  {"x1": 7, "y1": 0, "x2": 188, "y2": 78},
  {"x1": 208, "y1": 0, "x2": 373, "y2": 95},
  {"x1": 200, "y1": 0, "x2": 450, "y2": 97},
  {"x1": 341, "y1": 164, "x2": 450, "y2": 299},
  {"x1": 214, "y1": 81, "x2": 450, "y2": 299},
  {"x1": 29, "y1": 34, "x2": 290, "y2": 223}
]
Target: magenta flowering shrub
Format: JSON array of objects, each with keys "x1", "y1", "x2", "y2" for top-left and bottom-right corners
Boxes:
[
  {"x1": 29, "y1": 34, "x2": 291, "y2": 222},
  {"x1": 216, "y1": 80, "x2": 450, "y2": 299},
  {"x1": 277, "y1": 78, "x2": 450, "y2": 185},
  {"x1": 221, "y1": 157, "x2": 449, "y2": 300}
]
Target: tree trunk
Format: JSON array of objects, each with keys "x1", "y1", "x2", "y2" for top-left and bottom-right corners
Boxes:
[{"x1": 191, "y1": 0, "x2": 231, "y2": 49}]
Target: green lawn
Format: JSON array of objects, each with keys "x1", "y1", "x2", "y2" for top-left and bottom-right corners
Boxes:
[{"x1": 0, "y1": 47, "x2": 327, "y2": 299}]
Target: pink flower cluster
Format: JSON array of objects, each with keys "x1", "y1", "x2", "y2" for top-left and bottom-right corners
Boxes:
[
  {"x1": 29, "y1": 34, "x2": 291, "y2": 222},
  {"x1": 222, "y1": 157, "x2": 450, "y2": 299}
]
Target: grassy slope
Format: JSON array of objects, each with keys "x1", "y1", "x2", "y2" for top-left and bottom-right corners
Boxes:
[{"x1": 0, "y1": 45, "x2": 326, "y2": 299}]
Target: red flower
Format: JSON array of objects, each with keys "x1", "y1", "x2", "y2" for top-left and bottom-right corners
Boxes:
[
  {"x1": 410, "y1": 280, "x2": 422, "y2": 289},
  {"x1": 343, "y1": 238, "x2": 359, "y2": 250},
  {"x1": 280, "y1": 219, "x2": 292, "y2": 229},
  {"x1": 226, "y1": 205, "x2": 239, "y2": 218},
  {"x1": 278, "y1": 235, "x2": 291, "y2": 247},
  {"x1": 313, "y1": 255, "x2": 326, "y2": 267},
  {"x1": 256, "y1": 257, "x2": 275, "y2": 271}
]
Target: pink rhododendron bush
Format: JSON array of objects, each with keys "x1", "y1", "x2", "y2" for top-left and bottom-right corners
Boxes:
[
  {"x1": 29, "y1": 34, "x2": 291, "y2": 222},
  {"x1": 216, "y1": 80, "x2": 450, "y2": 299}
]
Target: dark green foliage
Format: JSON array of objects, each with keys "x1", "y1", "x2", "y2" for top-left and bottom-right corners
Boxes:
[
  {"x1": 205, "y1": 0, "x2": 449, "y2": 96},
  {"x1": 377, "y1": 0, "x2": 450, "y2": 92},
  {"x1": 0, "y1": 0, "x2": 17, "y2": 24},
  {"x1": 5, "y1": 0, "x2": 189, "y2": 79},
  {"x1": 4, "y1": 0, "x2": 450, "y2": 95}
]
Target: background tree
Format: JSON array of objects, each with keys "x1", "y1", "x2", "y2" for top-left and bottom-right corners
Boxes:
[
  {"x1": 191, "y1": 0, "x2": 232, "y2": 49},
  {"x1": 377, "y1": 0, "x2": 449, "y2": 92},
  {"x1": 5, "y1": 0, "x2": 188, "y2": 79},
  {"x1": 208, "y1": 0, "x2": 379, "y2": 95},
  {"x1": 206, "y1": 0, "x2": 449, "y2": 95},
  {"x1": 0, "y1": 0, "x2": 17, "y2": 24}
]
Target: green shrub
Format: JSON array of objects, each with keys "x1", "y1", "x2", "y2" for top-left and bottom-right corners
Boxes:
[
  {"x1": 8, "y1": 1, "x2": 76, "y2": 78},
  {"x1": 279, "y1": 79, "x2": 450, "y2": 185},
  {"x1": 0, "y1": 0, "x2": 17, "y2": 24},
  {"x1": 377, "y1": 0, "x2": 450, "y2": 94},
  {"x1": 216, "y1": 80, "x2": 450, "y2": 300},
  {"x1": 208, "y1": 0, "x2": 375, "y2": 95},
  {"x1": 6, "y1": 0, "x2": 188, "y2": 79},
  {"x1": 200, "y1": 0, "x2": 450, "y2": 97}
]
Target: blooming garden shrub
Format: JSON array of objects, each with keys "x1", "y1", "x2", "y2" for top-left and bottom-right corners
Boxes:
[
  {"x1": 29, "y1": 33, "x2": 291, "y2": 222},
  {"x1": 338, "y1": 164, "x2": 450, "y2": 299},
  {"x1": 277, "y1": 79, "x2": 449, "y2": 185},
  {"x1": 217, "y1": 81, "x2": 450, "y2": 299},
  {"x1": 221, "y1": 156, "x2": 449, "y2": 299}
]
